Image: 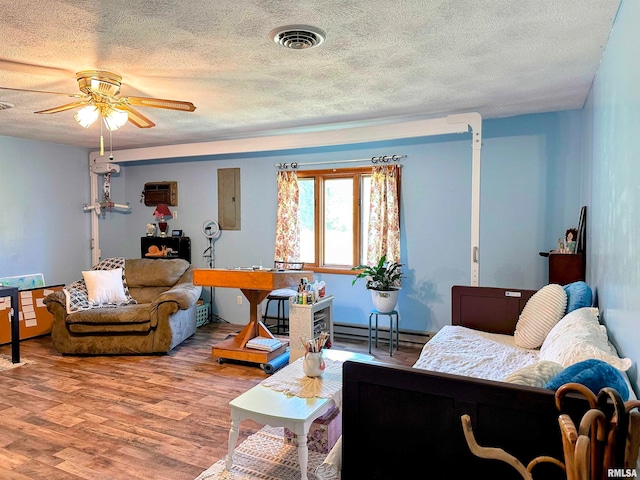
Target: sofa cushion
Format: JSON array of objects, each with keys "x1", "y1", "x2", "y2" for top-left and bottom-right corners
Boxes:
[
  {"x1": 539, "y1": 307, "x2": 632, "y2": 371},
  {"x1": 563, "y1": 281, "x2": 592, "y2": 314},
  {"x1": 514, "y1": 284, "x2": 567, "y2": 348},
  {"x1": 66, "y1": 303, "x2": 150, "y2": 326},
  {"x1": 125, "y1": 258, "x2": 190, "y2": 288},
  {"x1": 544, "y1": 358, "x2": 630, "y2": 401}
]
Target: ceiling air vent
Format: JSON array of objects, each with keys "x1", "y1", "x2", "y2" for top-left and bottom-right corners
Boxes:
[
  {"x1": 0, "y1": 101, "x2": 15, "y2": 111},
  {"x1": 269, "y1": 25, "x2": 326, "y2": 50}
]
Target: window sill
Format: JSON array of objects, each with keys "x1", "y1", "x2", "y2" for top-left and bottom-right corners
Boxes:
[{"x1": 305, "y1": 266, "x2": 357, "y2": 275}]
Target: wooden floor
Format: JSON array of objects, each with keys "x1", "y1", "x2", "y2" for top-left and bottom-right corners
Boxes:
[{"x1": 0, "y1": 322, "x2": 421, "y2": 480}]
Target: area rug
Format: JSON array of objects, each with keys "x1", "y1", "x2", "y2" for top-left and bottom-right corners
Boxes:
[
  {"x1": 0, "y1": 354, "x2": 28, "y2": 371},
  {"x1": 195, "y1": 426, "x2": 331, "y2": 480}
]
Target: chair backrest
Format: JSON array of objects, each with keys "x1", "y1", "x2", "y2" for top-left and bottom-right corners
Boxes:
[{"x1": 274, "y1": 260, "x2": 304, "y2": 270}]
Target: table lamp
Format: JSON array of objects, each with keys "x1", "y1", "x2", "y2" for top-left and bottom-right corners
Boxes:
[{"x1": 153, "y1": 204, "x2": 173, "y2": 237}]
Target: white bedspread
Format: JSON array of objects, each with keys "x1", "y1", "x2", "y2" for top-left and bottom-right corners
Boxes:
[{"x1": 412, "y1": 325, "x2": 539, "y2": 382}]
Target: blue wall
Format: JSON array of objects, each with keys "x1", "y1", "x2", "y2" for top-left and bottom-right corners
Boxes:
[
  {"x1": 0, "y1": 136, "x2": 90, "y2": 285},
  {"x1": 0, "y1": 0, "x2": 637, "y2": 396},
  {"x1": 96, "y1": 112, "x2": 582, "y2": 333},
  {"x1": 582, "y1": 0, "x2": 640, "y2": 395}
]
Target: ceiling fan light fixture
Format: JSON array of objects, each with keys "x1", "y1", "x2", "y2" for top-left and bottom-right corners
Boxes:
[
  {"x1": 103, "y1": 106, "x2": 128, "y2": 131},
  {"x1": 74, "y1": 105, "x2": 99, "y2": 128},
  {"x1": 269, "y1": 25, "x2": 326, "y2": 50}
]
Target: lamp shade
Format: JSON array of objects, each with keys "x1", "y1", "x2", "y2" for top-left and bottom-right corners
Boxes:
[
  {"x1": 103, "y1": 107, "x2": 129, "y2": 131},
  {"x1": 74, "y1": 105, "x2": 99, "y2": 128},
  {"x1": 153, "y1": 204, "x2": 173, "y2": 219}
]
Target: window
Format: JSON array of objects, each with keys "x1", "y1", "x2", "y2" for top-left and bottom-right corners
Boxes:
[{"x1": 297, "y1": 167, "x2": 399, "y2": 273}]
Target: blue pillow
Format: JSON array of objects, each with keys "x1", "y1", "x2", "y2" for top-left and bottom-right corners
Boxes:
[
  {"x1": 563, "y1": 281, "x2": 592, "y2": 314},
  {"x1": 544, "y1": 358, "x2": 629, "y2": 401}
]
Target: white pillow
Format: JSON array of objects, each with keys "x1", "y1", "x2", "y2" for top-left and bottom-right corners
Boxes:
[
  {"x1": 514, "y1": 284, "x2": 567, "y2": 348},
  {"x1": 503, "y1": 361, "x2": 565, "y2": 388},
  {"x1": 539, "y1": 307, "x2": 633, "y2": 371},
  {"x1": 82, "y1": 268, "x2": 127, "y2": 305}
]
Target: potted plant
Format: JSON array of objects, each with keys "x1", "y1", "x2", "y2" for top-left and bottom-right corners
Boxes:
[{"x1": 352, "y1": 255, "x2": 403, "y2": 313}]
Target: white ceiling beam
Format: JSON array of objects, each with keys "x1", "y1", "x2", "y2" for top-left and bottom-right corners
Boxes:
[{"x1": 90, "y1": 115, "x2": 472, "y2": 164}]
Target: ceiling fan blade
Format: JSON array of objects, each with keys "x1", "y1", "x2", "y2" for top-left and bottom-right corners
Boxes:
[
  {"x1": 118, "y1": 104, "x2": 156, "y2": 128},
  {"x1": 124, "y1": 96, "x2": 196, "y2": 112},
  {"x1": 34, "y1": 100, "x2": 90, "y2": 114},
  {"x1": 0, "y1": 58, "x2": 73, "y2": 75},
  {"x1": 0, "y1": 86, "x2": 84, "y2": 97}
]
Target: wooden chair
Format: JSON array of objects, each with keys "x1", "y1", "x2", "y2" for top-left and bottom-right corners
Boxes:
[
  {"x1": 262, "y1": 261, "x2": 305, "y2": 334},
  {"x1": 461, "y1": 383, "x2": 640, "y2": 480}
]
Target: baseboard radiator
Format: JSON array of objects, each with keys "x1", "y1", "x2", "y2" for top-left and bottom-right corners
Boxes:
[{"x1": 333, "y1": 322, "x2": 433, "y2": 346}]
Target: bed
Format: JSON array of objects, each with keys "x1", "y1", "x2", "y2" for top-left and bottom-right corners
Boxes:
[{"x1": 340, "y1": 285, "x2": 635, "y2": 479}]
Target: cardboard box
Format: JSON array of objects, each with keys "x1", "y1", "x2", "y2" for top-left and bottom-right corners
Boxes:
[{"x1": 284, "y1": 406, "x2": 341, "y2": 453}]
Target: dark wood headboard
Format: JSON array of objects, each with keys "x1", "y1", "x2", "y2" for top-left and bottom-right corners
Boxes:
[{"x1": 451, "y1": 285, "x2": 537, "y2": 335}]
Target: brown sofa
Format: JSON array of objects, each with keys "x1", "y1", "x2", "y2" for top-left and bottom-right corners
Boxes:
[{"x1": 44, "y1": 258, "x2": 202, "y2": 354}]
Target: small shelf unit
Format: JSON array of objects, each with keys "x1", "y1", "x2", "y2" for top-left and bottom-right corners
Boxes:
[{"x1": 288, "y1": 295, "x2": 334, "y2": 363}]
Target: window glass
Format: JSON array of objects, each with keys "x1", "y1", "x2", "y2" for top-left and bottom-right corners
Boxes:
[
  {"x1": 298, "y1": 177, "x2": 315, "y2": 264},
  {"x1": 324, "y1": 178, "x2": 353, "y2": 265},
  {"x1": 361, "y1": 175, "x2": 371, "y2": 265}
]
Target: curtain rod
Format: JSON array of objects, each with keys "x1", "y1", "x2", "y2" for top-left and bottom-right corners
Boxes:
[{"x1": 275, "y1": 154, "x2": 405, "y2": 170}]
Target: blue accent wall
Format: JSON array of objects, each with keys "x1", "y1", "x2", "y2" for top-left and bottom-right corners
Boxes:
[
  {"x1": 582, "y1": 0, "x2": 640, "y2": 395},
  {"x1": 0, "y1": 136, "x2": 90, "y2": 285},
  {"x1": 0, "y1": 0, "x2": 637, "y2": 396},
  {"x1": 97, "y1": 112, "x2": 582, "y2": 334}
]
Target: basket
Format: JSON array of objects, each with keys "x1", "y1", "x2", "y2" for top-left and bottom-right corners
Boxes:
[{"x1": 196, "y1": 303, "x2": 210, "y2": 327}]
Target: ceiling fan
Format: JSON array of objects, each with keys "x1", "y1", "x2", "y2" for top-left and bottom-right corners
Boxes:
[{"x1": 0, "y1": 70, "x2": 196, "y2": 129}]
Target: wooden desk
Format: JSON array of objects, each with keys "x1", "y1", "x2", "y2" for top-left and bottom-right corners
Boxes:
[{"x1": 193, "y1": 268, "x2": 313, "y2": 365}]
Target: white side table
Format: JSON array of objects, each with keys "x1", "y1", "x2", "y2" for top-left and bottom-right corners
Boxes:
[
  {"x1": 225, "y1": 349, "x2": 371, "y2": 480},
  {"x1": 289, "y1": 295, "x2": 334, "y2": 362}
]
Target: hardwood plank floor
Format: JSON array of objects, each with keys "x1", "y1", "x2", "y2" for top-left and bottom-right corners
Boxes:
[{"x1": 0, "y1": 323, "x2": 421, "y2": 480}]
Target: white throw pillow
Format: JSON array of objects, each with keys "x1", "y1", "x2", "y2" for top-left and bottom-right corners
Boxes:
[
  {"x1": 539, "y1": 307, "x2": 633, "y2": 371},
  {"x1": 82, "y1": 268, "x2": 127, "y2": 305},
  {"x1": 514, "y1": 284, "x2": 567, "y2": 349},
  {"x1": 504, "y1": 361, "x2": 565, "y2": 388}
]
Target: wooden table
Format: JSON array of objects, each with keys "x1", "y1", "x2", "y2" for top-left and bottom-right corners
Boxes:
[{"x1": 193, "y1": 268, "x2": 313, "y2": 365}]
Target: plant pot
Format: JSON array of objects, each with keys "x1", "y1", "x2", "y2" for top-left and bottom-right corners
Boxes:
[{"x1": 370, "y1": 288, "x2": 399, "y2": 313}]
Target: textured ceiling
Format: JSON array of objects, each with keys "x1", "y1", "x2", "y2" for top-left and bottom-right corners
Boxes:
[{"x1": 0, "y1": 0, "x2": 621, "y2": 151}]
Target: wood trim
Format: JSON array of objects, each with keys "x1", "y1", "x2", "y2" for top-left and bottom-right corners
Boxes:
[{"x1": 296, "y1": 165, "x2": 402, "y2": 269}]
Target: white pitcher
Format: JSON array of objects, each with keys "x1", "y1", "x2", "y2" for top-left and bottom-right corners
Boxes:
[{"x1": 302, "y1": 351, "x2": 325, "y2": 377}]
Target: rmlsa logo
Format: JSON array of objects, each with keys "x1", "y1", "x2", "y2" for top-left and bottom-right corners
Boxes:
[{"x1": 608, "y1": 469, "x2": 638, "y2": 478}]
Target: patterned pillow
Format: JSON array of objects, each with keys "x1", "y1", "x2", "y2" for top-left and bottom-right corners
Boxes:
[
  {"x1": 63, "y1": 257, "x2": 136, "y2": 313},
  {"x1": 504, "y1": 361, "x2": 565, "y2": 388},
  {"x1": 563, "y1": 281, "x2": 592, "y2": 314},
  {"x1": 514, "y1": 284, "x2": 567, "y2": 349}
]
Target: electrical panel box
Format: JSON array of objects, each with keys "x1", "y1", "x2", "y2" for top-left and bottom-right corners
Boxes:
[
  {"x1": 143, "y1": 181, "x2": 178, "y2": 206},
  {"x1": 218, "y1": 168, "x2": 241, "y2": 230}
]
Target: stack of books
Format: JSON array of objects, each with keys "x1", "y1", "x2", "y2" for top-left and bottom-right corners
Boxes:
[{"x1": 246, "y1": 337, "x2": 283, "y2": 352}]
